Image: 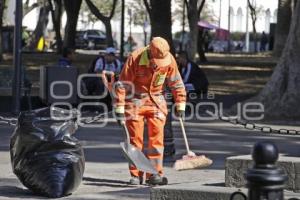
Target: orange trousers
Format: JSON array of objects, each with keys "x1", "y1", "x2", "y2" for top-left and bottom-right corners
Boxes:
[{"x1": 125, "y1": 104, "x2": 166, "y2": 179}]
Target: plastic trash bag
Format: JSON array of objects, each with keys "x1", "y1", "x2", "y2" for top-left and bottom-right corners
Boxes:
[{"x1": 10, "y1": 107, "x2": 85, "y2": 198}]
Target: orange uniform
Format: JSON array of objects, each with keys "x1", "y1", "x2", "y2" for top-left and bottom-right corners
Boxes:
[{"x1": 114, "y1": 37, "x2": 186, "y2": 178}]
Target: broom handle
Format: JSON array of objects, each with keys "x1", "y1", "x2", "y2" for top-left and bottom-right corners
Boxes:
[{"x1": 179, "y1": 117, "x2": 191, "y2": 154}]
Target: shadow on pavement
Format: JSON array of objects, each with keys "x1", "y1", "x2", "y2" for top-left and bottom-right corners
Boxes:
[
  {"x1": 83, "y1": 177, "x2": 136, "y2": 188},
  {"x1": 100, "y1": 187, "x2": 150, "y2": 199},
  {"x1": 0, "y1": 186, "x2": 47, "y2": 199}
]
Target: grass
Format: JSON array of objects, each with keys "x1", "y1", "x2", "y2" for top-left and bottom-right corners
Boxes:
[{"x1": 0, "y1": 51, "x2": 278, "y2": 96}]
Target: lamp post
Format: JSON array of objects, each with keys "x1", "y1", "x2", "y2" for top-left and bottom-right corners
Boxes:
[
  {"x1": 219, "y1": 0, "x2": 222, "y2": 28},
  {"x1": 120, "y1": 0, "x2": 125, "y2": 61},
  {"x1": 128, "y1": 8, "x2": 132, "y2": 52},
  {"x1": 180, "y1": 0, "x2": 186, "y2": 51},
  {"x1": 227, "y1": 0, "x2": 231, "y2": 52},
  {"x1": 245, "y1": 0, "x2": 250, "y2": 52},
  {"x1": 12, "y1": 0, "x2": 23, "y2": 114}
]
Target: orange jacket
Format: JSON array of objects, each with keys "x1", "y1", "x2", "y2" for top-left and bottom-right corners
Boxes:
[{"x1": 114, "y1": 47, "x2": 186, "y2": 115}]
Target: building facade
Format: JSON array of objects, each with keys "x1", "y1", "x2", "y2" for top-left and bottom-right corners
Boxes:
[{"x1": 209, "y1": 0, "x2": 278, "y2": 33}]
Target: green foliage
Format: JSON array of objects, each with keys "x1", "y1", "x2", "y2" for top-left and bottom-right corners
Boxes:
[
  {"x1": 81, "y1": 0, "x2": 121, "y2": 23},
  {"x1": 127, "y1": 0, "x2": 149, "y2": 27},
  {"x1": 173, "y1": 0, "x2": 216, "y2": 26}
]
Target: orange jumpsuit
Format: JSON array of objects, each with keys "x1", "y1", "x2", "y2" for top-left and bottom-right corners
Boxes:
[{"x1": 114, "y1": 47, "x2": 186, "y2": 178}]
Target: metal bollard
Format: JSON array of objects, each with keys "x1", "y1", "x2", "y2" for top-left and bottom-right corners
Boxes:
[{"x1": 245, "y1": 141, "x2": 287, "y2": 200}]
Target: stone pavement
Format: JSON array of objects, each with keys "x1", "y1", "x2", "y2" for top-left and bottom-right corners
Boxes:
[{"x1": 0, "y1": 120, "x2": 299, "y2": 200}]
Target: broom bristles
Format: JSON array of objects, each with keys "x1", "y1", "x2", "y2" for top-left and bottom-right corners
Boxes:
[{"x1": 174, "y1": 155, "x2": 213, "y2": 171}]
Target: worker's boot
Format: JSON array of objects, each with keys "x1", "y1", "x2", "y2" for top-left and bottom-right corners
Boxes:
[
  {"x1": 146, "y1": 174, "x2": 168, "y2": 186},
  {"x1": 129, "y1": 176, "x2": 143, "y2": 185}
]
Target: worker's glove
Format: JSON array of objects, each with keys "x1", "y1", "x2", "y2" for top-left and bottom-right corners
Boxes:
[
  {"x1": 115, "y1": 113, "x2": 125, "y2": 125},
  {"x1": 175, "y1": 103, "x2": 186, "y2": 119},
  {"x1": 114, "y1": 106, "x2": 125, "y2": 126},
  {"x1": 175, "y1": 110, "x2": 185, "y2": 119}
]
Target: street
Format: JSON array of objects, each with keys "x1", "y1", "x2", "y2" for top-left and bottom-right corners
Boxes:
[{"x1": 0, "y1": 120, "x2": 299, "y2": 199}]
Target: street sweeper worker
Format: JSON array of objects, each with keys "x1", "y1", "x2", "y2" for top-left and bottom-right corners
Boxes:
[{"x1": 113, "y1": 37, "x2": 186, "y2": 185}]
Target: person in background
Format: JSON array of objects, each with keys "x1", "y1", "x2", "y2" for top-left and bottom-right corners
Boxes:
[
  {"x1": 124, "y1": 36, "x2": 137, "y2": 56},
  {"x1": 58, "y1": 47, "x2": 75, "y2": 68},
  {"x1": 84, "y1": 47, "x2": 122, "y2": 109},
  {"x1": 260, "y1": 31, "x2": 268, "y2": 52},
  {"x1": 91, "y1": 47, "x2": 122, "y2": 74},
  {"x1": 203, "y1": 31, "x2": 212, "y2": 52},
  {"x1": 176, "y1": 51, "x2": 209, "y2": 95}
]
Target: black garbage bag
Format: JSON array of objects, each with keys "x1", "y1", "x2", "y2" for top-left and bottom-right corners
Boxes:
[{"x1": 10, "y1": 107, "x2": 85, "y2": 198}]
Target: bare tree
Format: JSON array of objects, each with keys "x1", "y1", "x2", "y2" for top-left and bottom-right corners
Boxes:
[
  {"x1": 273, "y1": 0, "x2": 292, "y2": 57},
  {"x1": 0, "y1": 0, "x2": 6, "y2": 61},
  {"x1": 29, "y1": 3, "x2": 51, "y2": 50},
  {"x1": 253, "y1": 0, "x2": 300, "y2": 118},
  {"x1": 23, "y1": 0, "x2": 39, "y2": 17},
  {"x1": 128, "y1": 0, "x2": 149, "y2": 46},
  {"x1": 63, "y1": 0, "x2": 82, "y2": 48},
  {"x1": 85, "y1": 0, "x2": 118, "y2": 47},
  {"x1": 185, "y1": 0, "x2": 205, "y2": 61},
  {"x1": 143, "y1": 0, "x2": 174, "y2": 53},
  {"x1": 247, "y1": 0, "x2": 263, "y2": 52},
  {"x1": 48, "y1": 0, "x2": 63, "y2": 53}
]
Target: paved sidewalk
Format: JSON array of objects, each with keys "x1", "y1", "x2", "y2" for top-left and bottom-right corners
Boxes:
[{"x1": 0, "y1": 120, "x2": 299, "y2": 199}]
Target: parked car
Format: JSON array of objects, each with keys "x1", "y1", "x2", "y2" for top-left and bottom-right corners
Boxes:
[
  {"x1": 75, "y1": 31, "x2": 88, "y2": 49},
  {"x1": 75, "y1": 29, "x2": 107, "y2": 50}
]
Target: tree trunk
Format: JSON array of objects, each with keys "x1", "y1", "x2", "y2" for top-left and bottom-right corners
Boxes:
[
  {"x1": 148, "y1": 0, "x2": 174, "y2": 54},
  {"x1": 103, "y1": 19, "x2": 114, "y2": 47},
  {"x1": 85, "y1": 0, "x2": 117, "y2": 48},
  {"x1": 49, "y1": 0, "x2": 63, "y2": 53},
  {"x1": 29, "y1": 5, "x2": 51, "y2": 50},
  {"x1": 63, "y1": 0, "x2": 82, "y2": 48},
  {"x1": 197, "y1": 29, "x2": 207, "y2": 62},
  {"x1": 0, "y1": 0, "x2": 5, "y2": 62},
  {"x1": 252, "y1": 21, "x2": 257, "y2": 52},
  {"x1": 187, "y1": 0, "x2": 199, "y2": 61},
  {"x1": 254, "y1": 0, "x2": 300, "y2": 119},
  {"x1": 23, "y1": 1, "x2": 39, "y2": 18},
  {"x1": 273, "y1": 0, "x2": 292, "y2": 57}
]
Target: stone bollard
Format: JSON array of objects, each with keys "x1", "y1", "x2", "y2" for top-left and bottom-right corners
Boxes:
[{"x1": 246, "y1": 141, "x2": 288, "y2": 200}]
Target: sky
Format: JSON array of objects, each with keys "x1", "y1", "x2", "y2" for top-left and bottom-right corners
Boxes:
[{"x1": 6, "y1": 0, "x2": 278, "y2": 33}]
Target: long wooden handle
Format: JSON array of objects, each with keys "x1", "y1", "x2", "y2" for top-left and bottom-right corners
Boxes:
[
  {"x1": 101, "y1": 70, "x2": 115, "y2": 93},
  {"x1": 121, "y1": 121, "x2": 131, "y2": 146},
  {"x1": 179, "y1": 117, "x2": 191, "y2": 154}
]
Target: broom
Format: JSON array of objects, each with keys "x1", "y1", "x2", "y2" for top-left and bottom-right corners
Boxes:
[{"x1": 174, "y1": 117, "x2": 213, "y2": 171}]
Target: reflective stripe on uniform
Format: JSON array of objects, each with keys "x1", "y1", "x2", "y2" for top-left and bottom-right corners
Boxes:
[
  {"x1": 149, "y1": 158, "x2": 163, "y2": 166},
  {"x1": 167, "y1": 74, "x2": 181, "y2": 83},
  {"x1": 131, "y1": 98, "x2": 143, "y2": 106},
  {"x1": 147, "y1": 147, "x2": 164, "y2": 155},
  {"x1": 170, "y1": 83, "x2": 185, "y2": 90}
]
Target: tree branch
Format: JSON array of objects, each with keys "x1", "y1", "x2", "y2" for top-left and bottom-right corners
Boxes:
[
  {"x1": 247, "y1": 0, "x2": 255, "y2": 12},
  {"x1": 109, "y1": 0, "x2": 118, "y2": 19},
  {"x1": 48, "y1": 0, "x2": 54, "y2": 13},
  {"x1": 23, "y1": 2, "x2": 39, "y2": 17},
  {"x1": 85, "y1": 0, "x2": 108, "y2": 22},
  {"x1": 197, "y1": 0, "x2": 206, "y2": 17},
  {"x1": 143, "y1": 0, "x2": 151, "y2": 15},
  {"x1": 184, "y1": 0, "x2": 189, "y2": 11}
]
